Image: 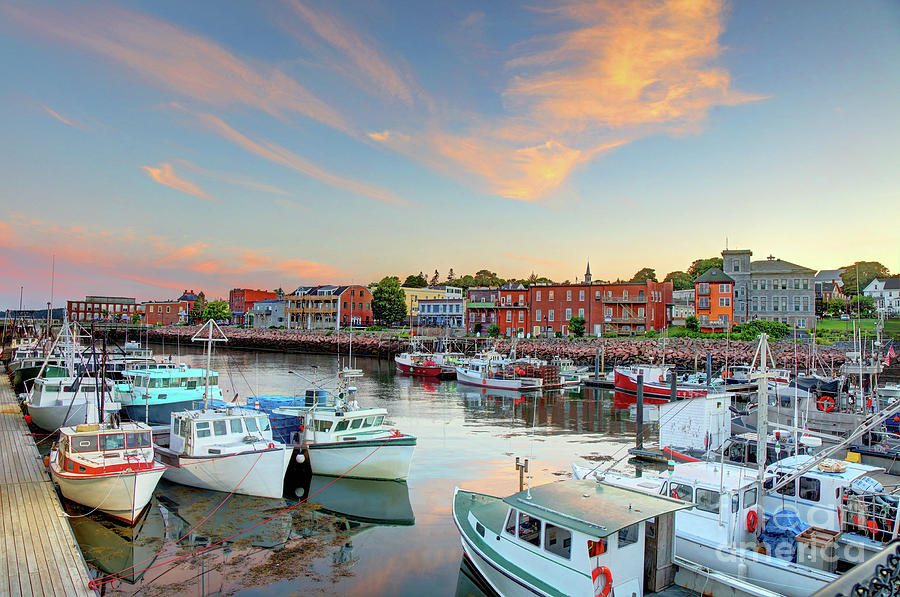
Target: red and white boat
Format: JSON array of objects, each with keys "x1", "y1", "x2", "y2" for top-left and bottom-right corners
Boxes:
[
  {"x1": 394, "y1": 352, "x2": 443, "y2": 377},
  {"x1": 49, "y1": 421, "x2": 166, "y2": 524},
  {"x1": 613, "y1": 366, "x2": 708, "y2": 403}
]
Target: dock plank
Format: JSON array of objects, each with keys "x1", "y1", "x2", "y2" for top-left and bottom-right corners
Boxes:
[{"x1": 0, "y1": 376, "x2": 95, "y2": 597}]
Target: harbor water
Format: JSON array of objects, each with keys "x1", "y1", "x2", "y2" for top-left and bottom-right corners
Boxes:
[{"x1": 67, "y1": 343, "x2": 655, "y2": 597}]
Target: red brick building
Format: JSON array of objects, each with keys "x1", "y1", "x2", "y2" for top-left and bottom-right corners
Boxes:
[
  {"x1": 498, "y1": 284, "x2": 529, "y2": 337},
  {"x1": 285, "y1": 285, "x2": 373, "y2": 329},
  {"x1": 465, "y1": 288, "x2": 499, "y2": 335},
  {"x1": 528, "y1": 284, "x2": 591, "y2": 336},
  {"x1": 143, "y1": 300, "x2": 189, "y2": 326},
  {"x1": 66, "y1": 296, "x2": 138, "y2": 322},
  {"x1": 229, "y1": 288, "x2": 280, "y2": 324},
  {"x1": 593, "y1": 281, "x2": 672, "y2": 336}
]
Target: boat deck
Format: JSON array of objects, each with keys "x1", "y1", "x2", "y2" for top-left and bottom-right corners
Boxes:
[{"x1": 0, "y1": 377, "x2": 95, "y2": 597}]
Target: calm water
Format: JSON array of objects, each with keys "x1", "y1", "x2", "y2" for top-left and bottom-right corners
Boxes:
[{"x1": 70, "y1": 343, "x2": 656, "y2": 597}]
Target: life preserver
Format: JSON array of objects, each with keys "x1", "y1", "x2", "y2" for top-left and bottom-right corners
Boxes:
[
  {"x1": 268, "y1": 443, "x2": 274, "y2": 449},
  {"x1": 746, "y1": 509, "x2": 758, "y2": 533},
  {"x1": 593, "y1": 566, "x2": 613, "y2": 597},
  {"x1": 817, "y1": 395, "x2": 835, "y2": 412},
  {"x1": 867, "y1": 398, "x2": 873, "y2": 410}
]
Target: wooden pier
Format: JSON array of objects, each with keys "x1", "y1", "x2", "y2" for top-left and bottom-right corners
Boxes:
[{"x1": 0, "y1": 379, "x2": 94, "y2": 597}]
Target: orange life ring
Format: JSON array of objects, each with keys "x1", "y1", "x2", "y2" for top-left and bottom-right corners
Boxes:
[
  {"x1": 746, "y1": 509, "x2": 758, "y2": 533},
  {"x1": 817, "y1": 395, "x2": 835, "y2": 412},
  {"x1": 268, "y1": 442, "x2": 274, "y2": 449},
  {"x1": 592, "y1": 565, "x2": 613, "y2": 597}
]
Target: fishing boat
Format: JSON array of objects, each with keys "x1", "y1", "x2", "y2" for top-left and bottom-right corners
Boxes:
[
  {"x1": 394, "y1": 351, "x2": 443, "y2": 377},
  {"x1": 114, "y1": 364, "x2": 224, "y2": 425},
  {"x1": 613, "y1": 366, "x2": 707, "y2": 402},
  {"x1": 153, "y1": 407, "x2": 293, "y2": 499},
  {"x1": 24, "y1": 376, "x2": 121, "y2": 432},
  {"x1": 452, "y1": 479, "x2": 691, "y2": 597},
  {"x1": 456, "y1": 357, "x2": 543, "y2": 391},
  {"x1": 273, "y1": 397, "x2": 416, "y2": 480},
  {"x1": 49, "y1": 421, "x2": 166, "y2": 524}
]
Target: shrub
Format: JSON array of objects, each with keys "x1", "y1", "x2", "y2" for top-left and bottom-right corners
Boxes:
[
  {"x1": 685, "y1": 316, "x2": 699, "y2": 332},
  {"x1": 488, "y1": 324, "x2": 500, "y2": 338}
]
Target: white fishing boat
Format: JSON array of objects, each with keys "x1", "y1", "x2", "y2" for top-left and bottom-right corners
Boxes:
[
  {"x1": 154, "y1": 407, "x2": 292, "y2": 498},
  {"x1": 453, "y1": 479, "x2": 691, "y2": 597},
  {"x1": 49, "y1": 422, "x2": 165, "y2": 524},
  {"x1": 24, "y1": 376, "x2": 121, "y2": 432},
  {"x1": 456, "y1": 358, "x2": 542, "y2": 391}
]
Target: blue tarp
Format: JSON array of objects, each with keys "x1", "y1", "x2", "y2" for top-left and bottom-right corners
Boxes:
[{"x1": 760, "y1": 509, "x2": 808, "y2": 563}]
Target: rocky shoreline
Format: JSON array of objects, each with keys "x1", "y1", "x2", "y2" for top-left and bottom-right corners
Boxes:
[{"x1": 110, "y1": 326, "x2": 851, "y2": 370}]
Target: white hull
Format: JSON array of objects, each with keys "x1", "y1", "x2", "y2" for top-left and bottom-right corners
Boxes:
[
  {"x1": 308, "y1": 441, "x2": 415, "y2": 480},
  {"x1": 461, "y1": 539, "x2": 544, "y2": 597},
  {"x1": 161, "y1": 448, "x2": 292, "y2": 499},
  {"x1": 27, "y1": 401, "x2": 88, "y2": 431},
  {"x1": 455, "y1": 367, "x2": 542, "y2": 391},
  {"x1": 50, "y1": 466, "x2": 165, "y2": 524}
]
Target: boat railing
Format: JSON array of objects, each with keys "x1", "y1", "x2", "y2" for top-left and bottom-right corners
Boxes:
[{"x1": 839, "y1": 489, "x2": 900, "y2": 543}]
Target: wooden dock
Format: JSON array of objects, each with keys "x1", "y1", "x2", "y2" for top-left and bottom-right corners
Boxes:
[{"x1": 0, "y1": 378, "x2": 95, "y2": 597}]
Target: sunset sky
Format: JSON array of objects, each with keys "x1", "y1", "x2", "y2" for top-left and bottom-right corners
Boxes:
[{"x1": 1, "y1": 0, "x2": 898, "y2": 308}]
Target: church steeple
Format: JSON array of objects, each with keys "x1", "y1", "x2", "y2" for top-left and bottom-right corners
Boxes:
[{"x1": 584, "y1": 261, "x2": 592, "y2": 285}]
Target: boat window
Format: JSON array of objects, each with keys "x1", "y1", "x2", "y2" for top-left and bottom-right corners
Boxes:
[
  {"x1": 618, "y1": 523, "x2": 639, "y2": 547},
  {"x1": 349, "y1": 418, "x2": 363, "y2": 430},
  {"x1": 44, "y1": 385, "x2": 59, "y2": 393},
  {"x1": 517, "y1": 512, "x2": 542, "y2": 547},
  {"x1": 257, "y1": 417, "x2": 270, "y2": 432},
  {"x1": 209, "y1": 375, "x2": 218, "y2": 386},
  {"x1": 126, "y1": 432, "x2": 151, "y2": 448},
  {"x1": 670, "y1": 483, "x2": 693, "y2": 501},
  {"x1": 726, "y1": 441, "x2": 746, "y2": 463},
  {"x1": 174, "y1": 418, "x2": 182, "y2": 437},
  {"x1": 186, "y1": 379, "x2": 198, "y2": 390},
  {"x1": 316, "y1": 420, "x2": 333, "y2": 432},
  {"x1": 732, "y1": 494, "x2": 740, "y2": 513},
  {"x1": 476, "y1": 523, "x2": 485, "y2": 538},
  {"x1": 71, "y1": 435, "x2": 99, "y2": 453},
  {"x1": 195, "y1": 422, "x2": 211, "y2": 439},
  {"x1": 744, "y1": 488, "x2": 757, "y2": 507},
  {"x1": 246, "y1": 418, "x2": 259, "y2": 432},
  {"x1": 363, "y1": 416, "x2": 376, "y2": 427},
  {"x1": 230, "y1": 418, "x2": 243, "y2": 434},
  {"x1": 505, "y1": 509, "x2": 518, "y2": 536},
  {"x1": 544, "y1": 524, "x2": 571, "y2": 559},
  {"x1": 82, "y1": 386, "x2": 95, "y2": 393},
  {"x1": 775, "y1": 473, "x2": 796, "y2": 496},
  {"x1": 374, "y1": 416, "x2": 384, "y2": 426},
  {"x1": 695, "y1": 489, "x2": 721, "y2": 514},
  {"x1": 334, "y1": 420, "x2": 349, "y2": 432},
  {"x1": 213, "y1": 420, "x2": 227, "y2": 436},
  {"x1": 799, "y1": 477, "x2": 820, "y2": 502},
  {"x1": 101, "y1": 433, "x2": 125, "y2": 451}
]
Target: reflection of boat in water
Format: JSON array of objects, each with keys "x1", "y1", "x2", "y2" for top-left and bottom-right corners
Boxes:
[
  {"x1": 65, "y1": 499, "x2": 168, "y2": 584},
  {"x1": 455, "y1": 555, "x2": 498, "y2": 597},
  {"x1": 456, "y1": 385, "x2": 541, "y2": 403},
  {"x1": 307, "y1": 475, "x2": 414, "y2": 526}
]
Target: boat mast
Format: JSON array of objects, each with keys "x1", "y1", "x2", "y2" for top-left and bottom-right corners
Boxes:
[
  {"x1": 191, "y1": 319, "x2": 227, "y2": 409},
  {"x1": 756, "y1": 333, "x2": 771, "y2": 500}
]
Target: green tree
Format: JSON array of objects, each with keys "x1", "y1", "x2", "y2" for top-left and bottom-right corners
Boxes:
[
  {"x1": 687, "y1": 257, "x2": 723, "y2": 279},
  {"x1": 569, "y1": 316, "x2": 585, "y2": 337},
  {"x1": 474, "y1": 269, "x2": 505, "y2": 287},
  {"x1": 402, "y1": 273, "x2": 428, "y2": 288},
  {"x1": 685, "y1": 315, "x2": 699, "y2": 332},
  {"x1": 825, "y1": 298, "x2": 847, "y2": 316},
  {"x1": 203, "y1": 299, "x2": 231, "y2": 322},
  {"x1": 840, "y1": 262, "x2": 890, "y2": 295},
  {"x1": 664, "y1": 270, "x2": 693, "y2": 290},
  {"x1": 130, "y1": 313, "x2": 141, "y2": 324},
  {"x1": 372, "y1": 276, "x2": 407, "y2": 324},
  {"x1": 447, "y1": 268, "x2": 455, "y2": 283},
  {"x1": 488, "y1": 323, "x2": 500, "y2": 338},
  {"x1": 188, "y1": 291, "x2": 206, "y2": 324},
  {"x1": 849, "y1": 295, "x2": 876, "y2": 317},
  {"x1": 629, "y1": 267, "x2": 657, "y2": 283},
  {"x1": 456, "y1": 274, "x2": 476, "y2": 289},
  {"x1": 430, "y1": 269, "x2": 440, "y2": 286}
]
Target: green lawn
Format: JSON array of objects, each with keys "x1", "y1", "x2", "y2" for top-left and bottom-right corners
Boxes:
[{"x1": 816, "y1": 318, "x2": 900, "y2": 337}]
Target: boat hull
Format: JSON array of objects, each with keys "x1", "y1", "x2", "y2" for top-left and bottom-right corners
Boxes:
[
  {"x1": 26, "y1": 400, "x2": 88, "y2": 432},
  {"x1": 456, "y1": 368, "x2": 542, "y2": 391},
  {"x1": 461, "y1": 539, "x2": 547, "y2": 597},
  {"x1": 50, "y1": 466, "x2": 165, "y2": 525},
  {"x1": 614, "y1": 370, "x2": 707, "y2": 401},
  {"x1": 122, "y1": 400, "x2": 205, "y2": 426},
  {"x1": 158, "y1": 447, "x2": 292, "y2": 499},
  {"x1": 307, "y1": 435, "x2": 416, "y2": 480},
  {"x1": 395, "y1": 360, "x2": 443, "y2": 377}
]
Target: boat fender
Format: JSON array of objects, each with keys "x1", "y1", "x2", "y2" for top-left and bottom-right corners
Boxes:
[
  {"x1": 42, "y1": 455, "x2": 50, "y2": 468},
  {"x1": 746, "y1": 509, "x2": 758, "y2": 534},
  {"x1": 592, "y1": 566, "x2": 613, "y2": 597},
  {"x1": 268, "y1": 442, "x2": 274, "y2": 449}
]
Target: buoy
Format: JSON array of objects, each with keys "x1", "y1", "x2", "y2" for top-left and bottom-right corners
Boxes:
[
  {"x1": 42, "y1": 455, "x2": 50, "y2": 468},
  {"x1": 24, "y1": 415, "x2": 32, "y2": 424},
  {"x1": 295, "y1": 453, "x2": 306, "y2": 464}
]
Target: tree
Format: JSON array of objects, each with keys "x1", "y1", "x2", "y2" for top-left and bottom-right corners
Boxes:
[
  {"x1": 403, "y1": 273, "x2": 428, "y2": 288},
  {"x1": 372, "y1": 276, "x2": 407, "y2": 324},
  {"x1": 188, "y1": 291, "x2": 206, "y2": 324},
  {"x1": 273, "y1": 287, "x2": 284, "y2": 297},
  {"x1": 685, "y1": 315, "x2": 699, "y2": 332},
  {"x1": 474, "y1": 269, "x2": 505, "y2": 287},
  {"x1": 456, "y1": 274, "x2": 476, "y2": 289},
  {"x1": 488, "y1": 323, "x2": 500, "y2": 338},
  {"x1": 629, "y1": 267, "x2": 657, "y2": 283},
  {"x1": 664, "y1": 270, "x2": 694, "y2": 290},
  {"x1": 687, "y1": 257, "x2": 723, "y2": 279},
  {"x1": 447, "y1": 268, "x2": 455, "y2": 282},
  {"x1": 203, "y1": 299, "x2": 231, "y2": 322},
  {"x1": 130, "y1": 313, "x2": 141, "y2": 324},
  {"x1": 849, "y1": 295, "x2": 876, "y2": 318},
  {"x1": 840, "y1": 262, "x2": 890, "y2": 296},
  {"x1": 824, "y1": 298, "x2": 847, "y2": 316},
  {"x1": 569, "y1": 316, "x2": 585, "y2": 338}
]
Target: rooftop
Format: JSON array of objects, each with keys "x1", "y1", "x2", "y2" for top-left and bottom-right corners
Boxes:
[
  {"x1": 503, "y1": 479, "x2": 690, "y2": 538},
  {"x1": 694, "y1": 267, "x2": 735, "y2": 284},
  {"x1": 750, "y1": 257, "x2": 815, "y2": 274}
]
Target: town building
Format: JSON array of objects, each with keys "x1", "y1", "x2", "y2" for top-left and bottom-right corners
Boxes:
[
  {"x1": 248, "y1": 298, "x2": 286, "y2": 328},
  {"x1": 693, "y1": 268, "x2": 734, "y2": 332},
  {"x1": 863, "y1": 278, "x2": 900, "y2": 316},
  {"x1": 815, "y1": 269, "x2": 847, "y2": 302},
  {"x1": 591, "y1": 281, "x2": 671, "y2": 336},
  {"x1": 529, "y1": 283, "x2": 589, "y2": 337},
  {"x1": 671, "y1": 289, "x2": 695, "y2": 326},
  {"x1": 285, "y1": 285, "x2": 373, "y2": 330},
  {"x1": 465, "y1": 287, "x2": 499, "y2": 335},
  {"x1": 66, "y1": 296, "x2": 138, "y2": 322},
  {"x1": 177, "y1": 290, "x2": 201, "y2": 319},
  {"x1": 143, "y1": 300, "x2": 189, "y2": 326},
  {"x1": 416, "y1": 298, "x2": 465, "y2": 329},
  {"x1": 721, "y1": 249, "x2": 751, "y2": 323},
  {"x1": 498, "y1": 283, "x2": 529, "y2": 337},
  {"x1": 748, "y1": 255, "x2": 816, "y2": 329},
  {"x1": 400, "y1": 286, "x2": 462, "y2": 320},
  {"x1": 229, "y1": 288, "x2": 280, "y2": 324}
]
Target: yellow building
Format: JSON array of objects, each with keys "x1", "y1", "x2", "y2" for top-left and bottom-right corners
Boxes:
[{"x1": 401, "y1": 286, "x2": 463, "y2": 317}]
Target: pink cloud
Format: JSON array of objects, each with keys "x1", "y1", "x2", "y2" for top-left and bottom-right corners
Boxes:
[
  {"x1": 142, "y1": 163, "x2": 216, "y2": 201},
  {"x1": 40, "y1": 104, "x2": 89, "y2": 130}
]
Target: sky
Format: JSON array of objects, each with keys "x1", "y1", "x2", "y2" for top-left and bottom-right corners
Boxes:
[{"x1": 0, "y1": 0, "x2": 898, "y2": 308}]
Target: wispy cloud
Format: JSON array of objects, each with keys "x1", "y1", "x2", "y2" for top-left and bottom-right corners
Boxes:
[
  {"x1": 196, "y1": 112, "x2": 409, "y2": 206},
  {"x1": 5, "y1": 3, "x2": 351, "y2": 133},
  {"x1": 40, "y1": 104, "x2": 89, "y2": 130},
  {"x1": 174, "y1": 158, "x2": 290, "y2": 196},
  {"x1": 141, "y1": 162, "x2": 216, "y2": 201}
]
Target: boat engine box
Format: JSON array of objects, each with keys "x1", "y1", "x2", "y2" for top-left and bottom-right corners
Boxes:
[{"x1": 795, "y1": 527, "x2": 840, "y2": 573}]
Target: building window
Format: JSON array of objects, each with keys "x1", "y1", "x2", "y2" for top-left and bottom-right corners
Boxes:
[
  {"x1": 802, "y1": 279, "x2": 809, "y2": 290},
  {"x1": 166, "y1": 306, "x2": 171, "y2": 313},
  {"x1": 719, "y1": 284, "x2": 730, "y2": 294},
  {"x1": 751, "y1": 297, "x2": 758, "y2": 312},
  {"x1": 773, "y1": 298, "x2": 779, "y2": 312},
  {"x1": 578, "y1": 308, "x2": 584, "y2": 318},
  {"x1": 149, "y1": 306, "x2": 154, "y2": 313},
  {"x1": 793, "y1": 297, "x2": 801, "y2": 312},
  {"x1": 698, "y1": 283, "x2": 709, "y2": 295},
  {"x1": 548, "y1": 310, "x2": 554, "y2": 322},
  {"x1": 506, "y1": 311, "x2": 511, "y2": 322},
  {"x1": 698, "y1": 297, "x2": 710, "y2": 309},
  {"x1": 536, "y1": 291, "x2": 541, "y2": 302},
  {"x1": 579, "y1": 290, "x2": 584, "y2": 301},
  {"x1": 566, "y1": 290, "x2": 572, "y2": 301},
  {"x1": 802, "y1": 296, "x2": 810, "y2": 312},
  {"x1": 595, "y1": 290, "x2": 601, "y2": 300},
  {"x1": 719, "y1": 297, "x2": 731, "y2": 307},
  {"x1": 548, "y1": 291, "x2": 554, "y2": 301},
  {"x1": 781, "y1": 278, "x2": 788, "y2": 290},
  {"x1": 760, "y1": 297, "x2": 767, "y2": 311},
  {"x1": 638, "y1": 307, "x2": 645, "y2": 317},
  {"x1": 518, "y1": 312, "x2": 524, "y2": 322},
  {"x1": 782, "y1": 297, "x2": 788, "y2": 311},
  {"x1": 565, "y1": 308, "x2": 572, "y2": 320},
  {"x1": 793, "y1": 279, "x2": 800, "y2": 290},
  {"x1": 535, "y1": 309, "x2": 541, "y2": 322},
  {"x1": 732, "y1": 259, "x2": 740, "y2": 272},
  {"x1": 752, "y1": 280, "x2": 758, "y2": 290}
]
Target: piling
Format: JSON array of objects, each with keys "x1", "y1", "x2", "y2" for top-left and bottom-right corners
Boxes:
[
  {"x1": 670, "y1": 369, "x2": 677, "y2": 401},
  {"x1": 635, "y1": 373, "x2": 644, "y2": 451},
  {"x1": 594, "y1": 348, "x2": 600, "y2": 380}
]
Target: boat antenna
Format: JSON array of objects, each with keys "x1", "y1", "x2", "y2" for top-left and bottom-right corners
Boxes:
[{"x1": 754, "y1": 333, "x2": 771, "y2": 502}]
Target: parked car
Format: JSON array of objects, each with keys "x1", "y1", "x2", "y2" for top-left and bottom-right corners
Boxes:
[{"x1": 840, "y1": 313, "x2": 851, "y2": 320}]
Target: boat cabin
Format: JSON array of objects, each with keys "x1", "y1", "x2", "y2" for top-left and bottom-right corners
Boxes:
[
  {"x1": 720, "y1": 433, "x2": 813, "y2": 467},
  {"x1": 31, "y1": 376, "x2": 115, "y2": 406},
  {"x1": 165, "y1": 408, "x2": 276, "y2": 456},
  {"x1": 279, "y1": 406, "x2": 388, "y2": 444},
  {"x1": 127, "y1": 366, "x2": 220, "y2": 391},
  {"x1": 55, "y1": 423, "x2": 155, "y2": 475}
]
